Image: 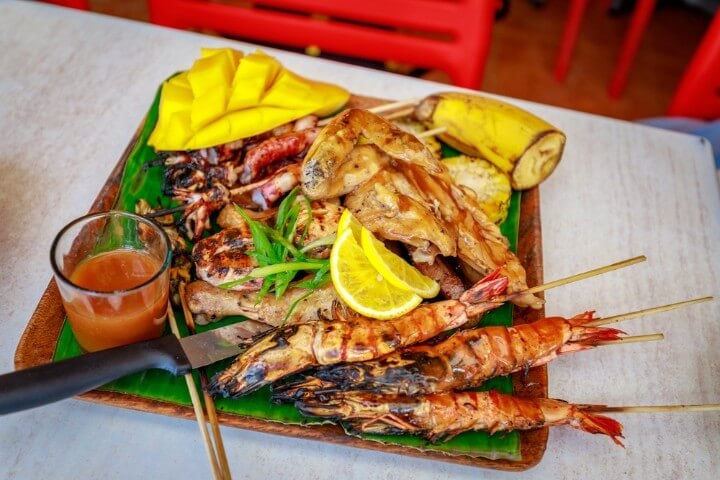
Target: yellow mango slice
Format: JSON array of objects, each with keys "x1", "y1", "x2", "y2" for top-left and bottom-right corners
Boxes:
[
  {"x1": 148, "y1": 79, "x2": 193, "y2": 148},
  {"x1": 261, "y1": 69, "x2": 349, "y2": 116},
  {"x1": 201, "y1": 47, "x2": 243, "y2": 69},
  {"x1": 187, "y1": 51, "x2": 234, "y2": 97},
  {"x1": 151, "y1": 110, "x2": 193, "y2": 150},
  {"x1": 232, "y1": 51, "x2": 281, "y2": 89},
  {"x1": 191, "y1": 86, "x2": 229, "y2": 131},
  {"x1": 149, "y1": 48, "x2": 350, "y2": 151},
  {"x1": 228, "y1": 52, "x2": 281, "y2": 110},
  {"x1": 186, "y1": 106, "x2": 315, "y2": 150}
]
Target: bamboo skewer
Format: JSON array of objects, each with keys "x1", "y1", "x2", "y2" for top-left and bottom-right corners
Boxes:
[
  {"x1": 417, "y1": 125, "x2": 447, "y2": 138},
  {"x1": 143, "y1": 204, "x2": 189, "y2": 218},
  {"x1": 594, "y1": 333, "x2": 664, "y2": 346},
  {"x1": 317, "y1": 98, "x2": 422, "y2": 126},
  {"x1": 494, "y1": 255, "x2": 647, "y2": 303},
  {"x1": 167, "y1": 304, "x2": 223, "y2": 480},
  {"x1": 588, "y1": 296, "x2": 713, "y2": 327},
  {"x1": 590, "y1": 404, "x2": 720, "y2": 414},
  {"x1": 526, "y1": 255, "x2": 646, "y2": 296},
  {"x1": 380, "y1": 106, "x2": 415, "y2": 121},
  {"x1": 179, "y1": 283, "x2": 232, "y2": 480},
  {"x1": 366, "y1": 98, "x2": 422, "y2": 114}
]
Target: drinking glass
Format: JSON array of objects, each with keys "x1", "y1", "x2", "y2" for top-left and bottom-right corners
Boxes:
[{"x1": 50, "y1": 211, "x2": 172, "y2": 352}]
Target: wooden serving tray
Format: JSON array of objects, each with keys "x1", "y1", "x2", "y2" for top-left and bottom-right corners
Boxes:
[{"x1": 15, "y1": 96, "x2": 547, "y2": 471}]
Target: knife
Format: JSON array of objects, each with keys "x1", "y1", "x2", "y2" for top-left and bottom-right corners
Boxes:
[{"x1": 0, "y1": 319, "x2": 272, "y2": 415}]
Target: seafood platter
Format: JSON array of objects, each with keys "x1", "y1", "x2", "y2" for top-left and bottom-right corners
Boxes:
[{"x1": 14, "y1": 48, "x2": 713, "y2": 471}]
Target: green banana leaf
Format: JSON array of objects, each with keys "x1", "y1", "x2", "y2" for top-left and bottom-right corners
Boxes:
[{"x1": 53, "y1": 88, "x2": 522, "y2": 461}]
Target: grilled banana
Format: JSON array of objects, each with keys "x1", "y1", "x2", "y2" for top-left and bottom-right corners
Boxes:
[
  {"x1": 414, "y1": 92, "x2": 566, "y2": 190},
  {"x1": 442, "y1": 155, "x2": 511, "y2": 224}
]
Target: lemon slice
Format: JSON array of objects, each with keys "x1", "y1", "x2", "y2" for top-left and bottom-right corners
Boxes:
[
  {"x1": 330, "y1": 229, "x2": 422, "y2": 319},
  {"x1": 360, "y1": 227, "x2": 440, "y2": 298},
  {"x1": 337, "y1": 208, "x2": 362, "y2": 240}
]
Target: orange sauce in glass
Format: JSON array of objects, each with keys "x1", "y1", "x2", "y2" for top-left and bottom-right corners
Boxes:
[{"x1": 64, "y1": 249, "x2": 168, "y2": 352}]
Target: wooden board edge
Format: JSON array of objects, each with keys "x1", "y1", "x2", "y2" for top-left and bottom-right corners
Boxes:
[
  {"x1": 74, "y1": 388, "x2": 537, "y2": 471},
  {"x1": 512, "y1": 185, "x2": 548, "y2": 470}
]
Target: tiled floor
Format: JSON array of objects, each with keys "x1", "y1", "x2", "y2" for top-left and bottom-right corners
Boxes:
[{"x1": 89, "y1": 0, "x2": 712, "y2": 120}]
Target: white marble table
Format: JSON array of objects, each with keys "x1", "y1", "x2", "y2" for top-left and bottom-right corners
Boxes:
[{"x1": 1, "y1": 1, "x2": 719, "y2": 479}]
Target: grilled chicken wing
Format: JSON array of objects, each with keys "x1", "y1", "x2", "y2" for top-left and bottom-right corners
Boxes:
[
  {"x1": 300, "y1": 109, "x2": 542, "y2": 309},
  {"x1": 192, "y1": 198, "x2": 342, "y2": 291},
  {"x1": 185, "y1": 280, "x2": 343, "y2": 326},
  {"x1": 192, "y1": 225, "x2": 261, "y2": 292},
  {"x1": 301, "y1": 108, "x2": 441, "y2": 199}
]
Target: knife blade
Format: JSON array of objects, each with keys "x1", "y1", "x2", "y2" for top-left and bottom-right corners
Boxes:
[
  {"x1": 181, "y1": 319, "x2": 271, "y2": 368},
  {"x1": 0, "y1": 319, "x2": 272, "y2": 415}
]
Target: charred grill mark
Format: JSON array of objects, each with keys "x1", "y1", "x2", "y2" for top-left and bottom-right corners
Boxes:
[
  {"x1": 450, "y1": 338, "x2": 478, "y2": 388},
  {"x1": 214, "y1": 265, "x2": 230, "y2": 277},
  {"x1": 339, "y1": 323, "x2": 350, "y2": 362},
  {"x1": 276, "y1": 325, "x2": 300, "y2": 347}
]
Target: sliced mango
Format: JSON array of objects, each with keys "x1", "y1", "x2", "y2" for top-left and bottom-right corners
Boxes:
[
  {"x1": 201, "y1": 47, "x2": 243, "y2": 69},
  {"x1": 228, "y1": 51, "x2": 281, "y2": 110},
  {"x1": 149, "y1": 48, "x2": 350, "y2": 151},
  {"x1": 148, "y1": 78, "x2": 193, "y2": 147},
  {"x1": 187, "y1": 51, "x2": 234, "y2": 98},
  {"x1": 186, "y1": 106, "x2": 315, "y2": 150},
  {"x1": 191, "y1": 86, "x2": 229, "y2": 131}
]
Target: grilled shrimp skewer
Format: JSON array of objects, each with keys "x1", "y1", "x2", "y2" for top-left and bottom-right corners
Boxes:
[
  {"x1": 293, "y1": 390, "x2": 624, "y2": 446},
  {"x1": 206, "y1": 273, "x2": 509, "y2": 398},
  {"x1": 274, "y1": 312, "x2": 623, "y2": 399}
]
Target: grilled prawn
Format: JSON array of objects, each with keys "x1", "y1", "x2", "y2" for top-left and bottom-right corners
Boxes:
[
  {"x1": 294, "y1": 390, "x2": 624, "y2": 445},
  {"x1": 276, "y1": 312, "x2": 623, "y2": 398},
  {"x1": 206, "y1": 273, "x2": 509, "y2": 398}
]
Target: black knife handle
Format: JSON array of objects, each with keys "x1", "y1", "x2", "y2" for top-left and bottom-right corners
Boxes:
[{"x1": 0, "y1": 335, "x2": 191, "y2": 415}]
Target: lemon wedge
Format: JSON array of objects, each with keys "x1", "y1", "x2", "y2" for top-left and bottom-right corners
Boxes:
[
  {"x1": 337, "y1": 208, "x2": 362, "y2": 240},
  {"x1": 360, "y1": 227, "x2": 440, "y2": 298},
  {"x1": 330, "y1": 229, "x2": 422, "y2": 319}
]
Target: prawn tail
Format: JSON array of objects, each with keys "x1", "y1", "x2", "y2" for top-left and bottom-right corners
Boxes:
[
  {"x1": 563, "y1": 312, "x2": 625, "y2": 349},
  {"x1": 574, "y1": 407, "x2": 625, "y2": 447},
  {"x1": 564, "y1": 325, "x2": 626, "y2": 350},
  {"x1": 460, "y1": 269, "x2": 509, "y2": 315}
]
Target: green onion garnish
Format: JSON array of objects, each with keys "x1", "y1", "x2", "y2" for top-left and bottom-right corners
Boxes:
[{"x1": 218, "y1": 187, "x2": 332, "y2": 314}]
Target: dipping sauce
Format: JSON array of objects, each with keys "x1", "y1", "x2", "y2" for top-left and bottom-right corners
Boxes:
[{"x1": 63, "y1": 249, "x2": 169, "y2": 352}]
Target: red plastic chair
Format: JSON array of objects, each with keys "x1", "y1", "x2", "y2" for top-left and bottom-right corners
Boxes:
[
  {"x1": 667, "y1": 11, "x2": 720, "y2": 120},
  {"x1": 42, "y1": 0, "x2": 89, "y2": 9},
  {"x1": 607, "y1": 0, "x2": 656, "y2": 98},
  {"x1": 147, "y1": 0, "x2": 498, "y2": 89},
  {"x1": 554, "y1": 0, "x2": 657, "y2": 99}
]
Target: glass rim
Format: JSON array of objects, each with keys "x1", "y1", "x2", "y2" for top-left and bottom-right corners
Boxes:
[{"x1": 50, "y1": 210, "x2": 173, "y2": 297}]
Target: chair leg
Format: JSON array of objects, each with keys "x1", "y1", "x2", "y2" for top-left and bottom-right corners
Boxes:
[
  {"x1": 607, "y1": 0, "x2": 657, "y2": 98},
  {"x1": 554, "y1": 0, "x2": 591, "y2": 82},
  {"x1": 667, "y1": 11, "x2": 720, "y2": 118}
]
